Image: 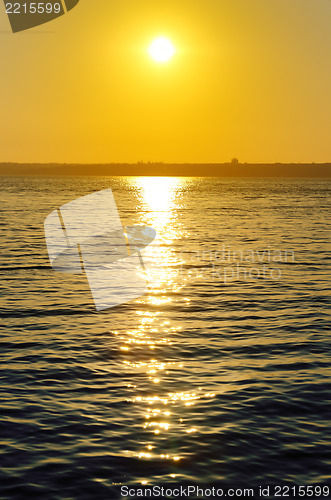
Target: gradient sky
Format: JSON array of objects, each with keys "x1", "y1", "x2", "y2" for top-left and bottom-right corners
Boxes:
[{"x1": 1, "y1": 0, "x2": 331, "y2": 163}]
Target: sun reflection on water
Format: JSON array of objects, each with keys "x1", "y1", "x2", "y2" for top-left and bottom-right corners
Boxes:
[
  {"x1": 135, "y1": 177, "x2": 180, "y2": 229},
  {"x1": 132, "y1": 177, "x2": 188, "y2": 298},
  {"x1": 114, "y1": 177, "x2": 215, "y2": 467}
]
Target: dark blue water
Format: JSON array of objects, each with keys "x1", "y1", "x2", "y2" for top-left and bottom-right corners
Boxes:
[{"x1": 1, "y1": 176, "x2": 330, "y2": 499}]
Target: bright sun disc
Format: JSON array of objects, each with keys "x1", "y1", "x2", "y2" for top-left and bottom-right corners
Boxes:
[{"x1": 148, "y1": 37, "x2": 175, "y2": 63}]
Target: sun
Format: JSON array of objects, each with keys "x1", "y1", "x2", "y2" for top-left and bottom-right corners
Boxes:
[{"x1": 148, "y1": 37, "x2": 175, "y2": 63}]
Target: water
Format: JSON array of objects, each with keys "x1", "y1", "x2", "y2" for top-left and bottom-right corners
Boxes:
[{"x1": 1, "y1": 176, "x2": 330, "y2": 499}]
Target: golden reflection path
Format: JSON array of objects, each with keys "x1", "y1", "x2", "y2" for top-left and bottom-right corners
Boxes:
[{"x1": 114, "y1": 178, "x2": 216, "y2": 482}]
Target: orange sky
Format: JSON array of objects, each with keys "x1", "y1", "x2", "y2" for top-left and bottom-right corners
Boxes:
[{"x1": 1, "y1": 0, "x2": 331, "y2": 163}]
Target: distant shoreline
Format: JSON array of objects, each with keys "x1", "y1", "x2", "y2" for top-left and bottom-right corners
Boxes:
[{"x1": 0, "y1": 162, "x2": 331, "y2": 178}]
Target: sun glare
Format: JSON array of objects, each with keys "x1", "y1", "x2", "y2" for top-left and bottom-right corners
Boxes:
[{"x1": 148, "y1": 37, "x2": 175, "y2": 63}]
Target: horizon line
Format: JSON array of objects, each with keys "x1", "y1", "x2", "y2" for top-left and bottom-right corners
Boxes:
[{"x1": 1, "y1": 161, "x2": 331, "y2": 165}]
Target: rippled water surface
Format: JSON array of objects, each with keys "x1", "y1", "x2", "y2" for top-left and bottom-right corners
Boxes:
[{"x1": 1, "y1": 176, "x2": 330, "y2": 499}]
